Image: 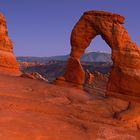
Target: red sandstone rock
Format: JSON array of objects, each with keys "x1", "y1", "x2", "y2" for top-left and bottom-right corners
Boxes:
[
  {"x1": 61, "y1": 10, "x2": 140, "y2": 102},
  {"x1": 21, "y1": 72, "x2": 48, "y2": 82},
  {"x1": 64, "y1": 57, "x2": 85, "y2": 85},
  {"x1": 0, "y1": 13, "x2": 20, "y2": 75},
  {"x1": 85, "y1": 69, "x2": 94, "y2": 87},
  {"x1": 0, "y1": 74, "x2": 140, "y2": 139}
]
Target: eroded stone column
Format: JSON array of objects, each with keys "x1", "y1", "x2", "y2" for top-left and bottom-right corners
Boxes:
[{"x1": 0, "y1": 13, "x2": 20, "y2": 75}]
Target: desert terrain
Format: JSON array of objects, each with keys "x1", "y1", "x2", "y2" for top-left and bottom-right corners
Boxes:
[
  {"x1": 0, "y1": 74, "x2": 140, "y2": 140},
  {"x1": 0, "y1": 8, "x2": 140, "y2": 140}
]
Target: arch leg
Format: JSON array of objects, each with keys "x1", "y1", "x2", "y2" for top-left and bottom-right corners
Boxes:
[{"x1": 64, "y1": 16, "x2": 97, "y2": 85}]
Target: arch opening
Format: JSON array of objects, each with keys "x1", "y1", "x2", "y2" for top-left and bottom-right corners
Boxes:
[
  {"x1": 82, "y1": 35, "x2": 112, "y2": 90},
  {"x1": 85, "y1": 35, "x2": 111, "y2": 54}
]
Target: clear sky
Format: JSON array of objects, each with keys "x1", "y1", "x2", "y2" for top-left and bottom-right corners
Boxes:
[{"x1": 0, "y1": 0, "x2": 140, "y2": 56}]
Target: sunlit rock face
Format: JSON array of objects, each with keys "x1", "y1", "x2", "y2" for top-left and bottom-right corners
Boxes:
[
  {"x1": 63, "y1": 10, "x2": 140, "y2": 101},
  {"x1": 0, "y1": 13, "x2": 20, "y2": 75}
]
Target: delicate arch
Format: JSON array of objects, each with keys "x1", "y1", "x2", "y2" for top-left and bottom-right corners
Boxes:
[{"x1": 62, "y1": 11, "x2": 140, "y2": 101}]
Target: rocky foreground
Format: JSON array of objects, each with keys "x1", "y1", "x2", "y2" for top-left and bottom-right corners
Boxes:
[{"x1": 0, "y1": 74, "x2": 140, "y2": 140}]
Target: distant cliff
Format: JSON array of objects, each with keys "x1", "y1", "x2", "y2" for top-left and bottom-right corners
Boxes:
[{"x1": 17, "y1": 51, "x2": 111, "y2": 63}]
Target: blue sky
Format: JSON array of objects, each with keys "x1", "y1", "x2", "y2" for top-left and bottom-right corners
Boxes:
[{"x1": 0, "y1": 0, "x2": 140, "y2": 56}]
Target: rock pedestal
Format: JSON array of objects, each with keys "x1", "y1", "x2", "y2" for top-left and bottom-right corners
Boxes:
[
  {"x1": 64, "y1": 57, "x2": 85, "y2": 85},
  {"x1": 0, "y1": 13, "x2": 20, "y2": 75}
]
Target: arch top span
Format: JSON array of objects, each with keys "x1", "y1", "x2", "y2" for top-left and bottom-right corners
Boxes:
[{"x1": 84, "y1": 10, "x2": 125, "y2": 24}]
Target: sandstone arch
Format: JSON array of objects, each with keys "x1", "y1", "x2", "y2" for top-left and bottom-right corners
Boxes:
[
  {"x1": 63, "y1": 11, "x2": 140, "y2": 100},
  {"x1": 0, "y1": 13, "x2": 20, "y2": 75}
]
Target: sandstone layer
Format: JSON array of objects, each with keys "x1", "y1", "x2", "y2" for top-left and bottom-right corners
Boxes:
[
  {"x1": 0, "y1": 74, "x2": 140, "y2": 139},
  {"x1": 0, "y1": 13, "x2": 20, "y2": 75},
  {"x1": 62, "y1": 10, "x2": 140, "y2": 102}
]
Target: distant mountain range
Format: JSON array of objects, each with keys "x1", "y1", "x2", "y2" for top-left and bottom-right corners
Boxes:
[{"x1": 17, "y1": 51, "x2": 112, "y2": 63}]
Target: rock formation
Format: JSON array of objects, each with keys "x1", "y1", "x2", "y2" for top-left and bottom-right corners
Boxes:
[
  {"x1": 60, "y1": 10, "x2": 140, "y2": 102},
  {"x1": 21, "y1": 72, "x2": 48, "y2": 82},
  {"x1": 85, "y1": 69, "x2": 94, "y2": 88},
  {"x1": 0, "y1": 13, "x2": 20, "y2": 75},
  {"x1": 0, "y1": 74, "x2": 140, "y2": 139}
]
